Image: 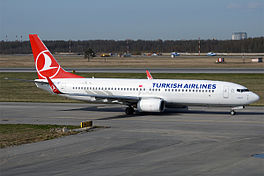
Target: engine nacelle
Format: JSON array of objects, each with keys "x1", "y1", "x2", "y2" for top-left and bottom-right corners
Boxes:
[{"x1": 137, "y1": 98, "x2": 165, "y2": 112}]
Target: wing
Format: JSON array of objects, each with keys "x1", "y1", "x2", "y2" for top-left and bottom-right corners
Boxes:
[{"x1": 65, "y1": 93, "x2": 140, "y2": 105}]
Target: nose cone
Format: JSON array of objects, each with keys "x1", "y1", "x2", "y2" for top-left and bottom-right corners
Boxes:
[{"x1": 250, "y1": 93, "x2": 260, "y2": 103}]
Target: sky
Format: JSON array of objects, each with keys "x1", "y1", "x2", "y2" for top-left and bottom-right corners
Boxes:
[{"x1": 0, "y1": 0, "x2": 263, "y2": 40}]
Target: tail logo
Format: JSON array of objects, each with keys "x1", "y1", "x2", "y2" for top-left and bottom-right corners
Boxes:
[{"x1": 36, "y1": 50, "x2": 60, "y2": 78}]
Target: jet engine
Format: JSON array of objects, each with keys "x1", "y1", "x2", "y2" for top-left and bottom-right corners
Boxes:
[{"x1": 137, "y1": 98, "x2": 165, "y2": 112}]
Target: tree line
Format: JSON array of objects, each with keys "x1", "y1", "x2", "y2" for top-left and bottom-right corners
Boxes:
[{"x1": 0, "y1": 37, "x2": 263, "y2": 54}]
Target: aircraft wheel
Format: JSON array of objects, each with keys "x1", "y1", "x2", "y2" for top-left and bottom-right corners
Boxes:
[
  {"x1": 230, "y1": 110, "x2": 236, "y2": 116},
  {"x1": 125, "y1": 107, "x2": 135, "y2": 115}
]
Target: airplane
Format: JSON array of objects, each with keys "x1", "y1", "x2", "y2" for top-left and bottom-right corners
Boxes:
[
  {"x1": 29, "y1": 34, "x2": 260, "y2": 115},
  {"x1": 207, "y1": 52, "x2": 216, "y2": 56}
]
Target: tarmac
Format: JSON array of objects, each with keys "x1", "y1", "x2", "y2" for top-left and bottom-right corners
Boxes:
[{"x1": 0, "y1": 102, "x2": 264, "y2": 176}]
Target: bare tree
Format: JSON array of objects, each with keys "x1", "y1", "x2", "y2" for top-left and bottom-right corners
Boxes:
[{"x1": 84, "y1": 48, "x2": 95, "y2": 62}]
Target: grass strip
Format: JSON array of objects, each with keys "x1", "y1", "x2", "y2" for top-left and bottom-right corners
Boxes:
[{"x1": 0, "y1": 124, "x2": 79, "y2": 148}]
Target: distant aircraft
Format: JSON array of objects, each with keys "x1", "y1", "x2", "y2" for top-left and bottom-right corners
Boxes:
[
  {"x1": 207, "y1": 52, "x2": 216, "y2": 56},
  {"x1": 171, "y1": 52, "x2": 180, "y2": 58},
  {"x1": 29, "y1": 34, "x2": 259, "y2": 115}
]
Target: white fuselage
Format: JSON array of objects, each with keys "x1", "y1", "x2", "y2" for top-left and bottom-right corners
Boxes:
[{"x1": 35, "y1": 78, "x2": 259, "y2": 107}]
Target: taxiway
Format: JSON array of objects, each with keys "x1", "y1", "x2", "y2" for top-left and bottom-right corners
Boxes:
[{"x1": 0, "y1": 102, "x2": 263, "y2": 176}]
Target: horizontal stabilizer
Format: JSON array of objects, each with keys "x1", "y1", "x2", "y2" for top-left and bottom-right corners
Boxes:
[{"x1": 46, "y1": 77, "x2": 62, "y2": 94}]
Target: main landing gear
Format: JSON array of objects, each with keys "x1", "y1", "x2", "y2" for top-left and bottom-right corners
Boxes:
[{"x1": 125, "y1": 106, "x2": 135, "y2": 115}]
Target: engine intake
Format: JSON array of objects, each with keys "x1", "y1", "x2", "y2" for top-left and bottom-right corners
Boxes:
[{"x1": 137, "y1": 98, "x2": 165, "y2": 112}]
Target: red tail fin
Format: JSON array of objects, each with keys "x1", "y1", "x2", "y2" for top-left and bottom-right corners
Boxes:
[{"x1": 29, "y1": 34, "x2": 84, "y2": 79}]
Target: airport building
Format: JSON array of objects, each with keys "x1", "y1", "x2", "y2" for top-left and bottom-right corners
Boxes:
[{"x1": 232, "y1": 32, "x2": 247, "y2": 40}]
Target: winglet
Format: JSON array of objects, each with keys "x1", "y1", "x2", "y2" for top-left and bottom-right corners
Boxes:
[
  {"x1": 146, "y1": 70, "x2": 153, "y2": 80},
  {"x1": 46, "y1": 77, "x2": 62, "y2": 94}
]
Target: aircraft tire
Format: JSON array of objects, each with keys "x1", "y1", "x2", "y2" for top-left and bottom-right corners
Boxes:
[
  {"x1": 230, "y1": 110, "x2": 236, "y2": 116},
  {"x1": 125, "y1": 107, "x2": 134, "y2": 115}
]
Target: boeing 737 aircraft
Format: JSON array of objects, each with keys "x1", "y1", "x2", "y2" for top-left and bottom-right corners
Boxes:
[{"x1": 29, "y1": 34, "x2": 259, "y2": 115}]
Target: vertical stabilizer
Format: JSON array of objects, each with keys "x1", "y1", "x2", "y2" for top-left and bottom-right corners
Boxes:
[{"x1": 29, "y1": 34, "x2": 84, "y2": 79}]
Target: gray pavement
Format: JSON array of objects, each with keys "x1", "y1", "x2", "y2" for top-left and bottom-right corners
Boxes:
[
  {"x1": 0, "y1": 102, "x2": 264, "y2": 176},
  {"x1": 1, "y1": 67, "x2": 264, "y2": 73}
]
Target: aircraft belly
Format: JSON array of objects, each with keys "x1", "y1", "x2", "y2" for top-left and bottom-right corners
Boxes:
[
  {"x1": 164, "y1": 94, "x2": 231, "y2": 106},
  {"x1": 62, "y1": 95, "x2": 96, "y2": 102}
]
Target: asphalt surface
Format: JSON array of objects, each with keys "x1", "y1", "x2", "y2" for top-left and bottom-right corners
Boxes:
[
  {"x1": 1, "y1": 67, "x2": 264, "y2": 73},
  {"x1": 0, "y1": 102, "x2": 264, "y2": 176}
]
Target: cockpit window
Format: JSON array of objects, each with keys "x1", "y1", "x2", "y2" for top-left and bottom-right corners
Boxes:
[{"x1": 237, "y1": 89, "x2": 249, "y2": 93}]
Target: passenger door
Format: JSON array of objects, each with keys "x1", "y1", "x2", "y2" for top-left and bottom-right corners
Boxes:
[{"x1": 223, "y1": 86, "x2": 229, "y2": 98}]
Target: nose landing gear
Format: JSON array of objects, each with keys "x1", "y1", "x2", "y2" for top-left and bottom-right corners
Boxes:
[
  {"x1": 230, "y1": 110, "x2": 236, "y2": 115},
  {"x1": 230, "y1": 106, "x2": 244, "y2": 116}
]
